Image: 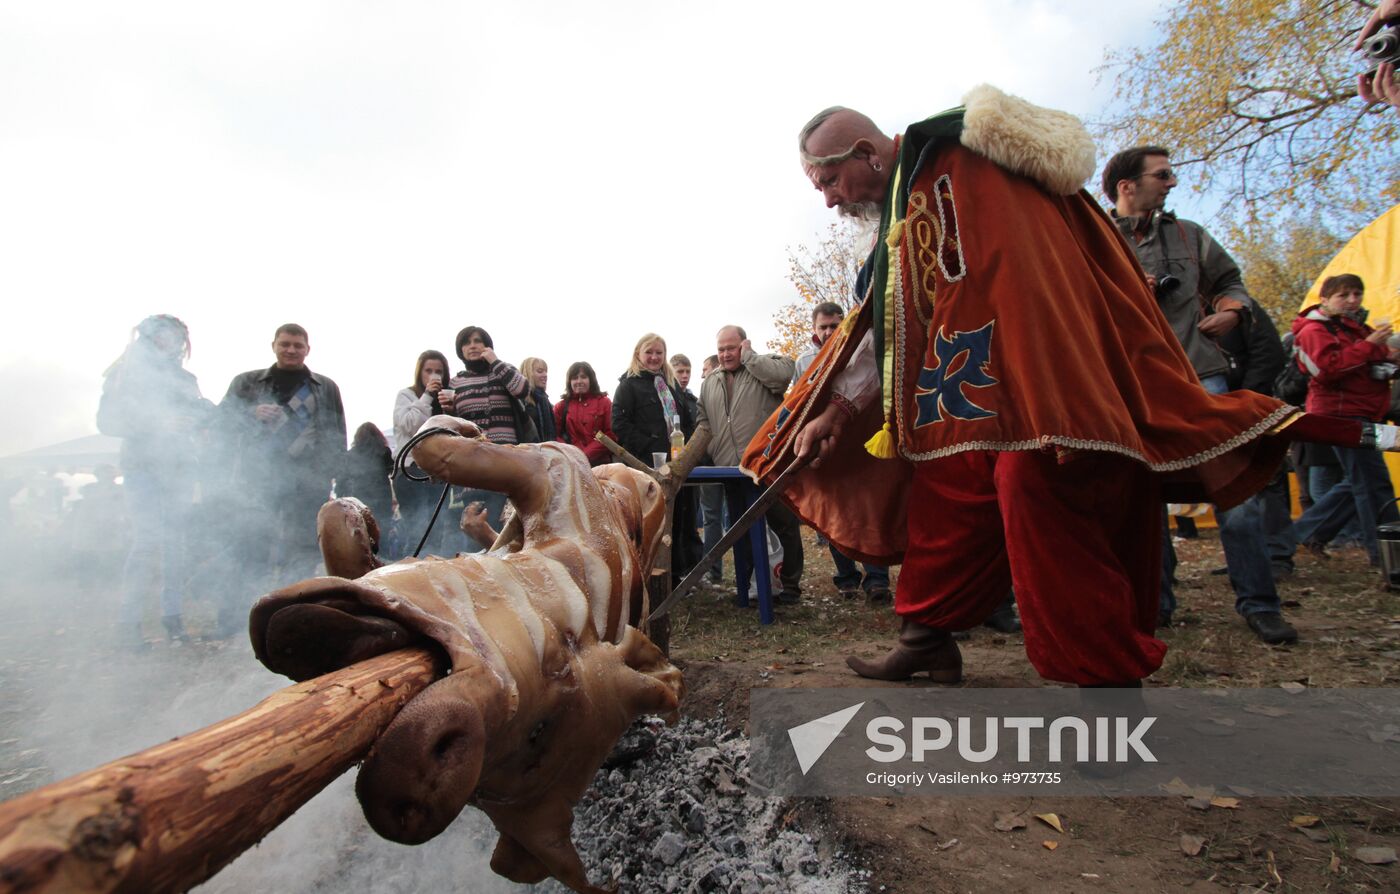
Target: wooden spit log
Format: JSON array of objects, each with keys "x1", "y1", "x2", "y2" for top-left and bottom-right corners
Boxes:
[{"x1": 0, "y1": 647, "x2": 440, "y2": 894}]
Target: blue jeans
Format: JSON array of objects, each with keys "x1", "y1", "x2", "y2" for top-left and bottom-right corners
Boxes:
[
  {"x1": 1295, "y1": 436, "x2": 1398, "y2": 563},
  {"x1": 830, "y1": 544, "x2": 890, "y2": 592},
  {"x1": 1159, "y1": 374, "x2": 1281, "y2": 618},
  {"x1": 1307, "y1": 461, "x2": 1366, "y2": 546},
  {"x1": 699, "y1": 483, "x2": 727, "y2": 579},
  {"x1": 1217, "y1": 493, "x2": 1284, "y2": 615},
  {"x1": 1261, "y1": 463, "x2": 1298, "y2": 564},
  {"x1": 120, "y1": 468, "x2": 191, "y2": 624}
]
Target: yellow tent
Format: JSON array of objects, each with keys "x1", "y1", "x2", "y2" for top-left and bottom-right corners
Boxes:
[{"x1": 1301, "y1": 203, "x2": 1400, "y2": 315}]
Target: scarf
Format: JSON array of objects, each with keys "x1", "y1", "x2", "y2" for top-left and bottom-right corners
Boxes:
[{"x1": 653, "y1": 375, "x2": 678, "y2": 425}]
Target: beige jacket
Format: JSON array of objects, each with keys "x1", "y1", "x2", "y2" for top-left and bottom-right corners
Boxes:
[{"x1": 695, "y1": 347, "x2": 795, "y2": 466}]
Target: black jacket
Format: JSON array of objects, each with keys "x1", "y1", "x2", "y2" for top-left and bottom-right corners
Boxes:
[
  {"x1": 1221, "y1": 301, "x2": 1286, "y2": 395},
  {"x1": 527, "y1": 386, "x2": 557, "y2": 442},
  {"x1": 219, "y1": 365, "x2": 347, "y2": 492},
  {"x1": 612, "y1": 371, "x2": 693, "y2": 461},
  {"x1": 677, "y1": 388, "x2": 699, "y2": 438},
  {"x1": 339, "y1": 443, "x2": 394, "y2": 522}
]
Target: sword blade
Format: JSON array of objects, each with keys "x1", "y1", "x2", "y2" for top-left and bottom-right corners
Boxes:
[{"x1": 647, "y1": 460, "x2": 805, "y2": 622}]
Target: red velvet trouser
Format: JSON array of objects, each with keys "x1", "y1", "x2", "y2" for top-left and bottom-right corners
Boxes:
[{"x1": 896, "y1": 450, "x2": 1169, "y2": 686}]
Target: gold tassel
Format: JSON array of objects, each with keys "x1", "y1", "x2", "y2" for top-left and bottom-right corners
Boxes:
[
  {"x1": 864, "y1": 421, "x2": 897, "y2": 459},
  {"x1": 885, "y1": 219, "x2": 905, "y2": 249}
]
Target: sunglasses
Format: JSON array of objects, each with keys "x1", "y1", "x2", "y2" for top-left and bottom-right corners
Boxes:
[{"x1": 1135, "y1": 169, "x2": 1176, "y2": 182}]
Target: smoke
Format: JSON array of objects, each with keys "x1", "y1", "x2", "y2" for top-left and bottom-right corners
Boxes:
[
  {"x1": 0, "y1": 315, "x2": 849, "y2": 893},
  {"x1": 0, "y1": 319, "x2": 517, "y2": 890},
  {"x1": 199, "y1": 774, "x2": 526, "y2": 894},
  {"x1": 0, "y1": 558, "x2": 534, "y2": 892}
]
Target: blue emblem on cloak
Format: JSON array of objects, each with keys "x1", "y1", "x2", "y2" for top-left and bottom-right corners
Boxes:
[{"x1": 913, "y1": 322, "x2": 998, "y2": 427}]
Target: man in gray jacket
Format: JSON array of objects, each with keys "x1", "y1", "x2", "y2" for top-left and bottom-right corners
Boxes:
[
  {"x1": 1106, "y1": 146, "x2": 1296, "y2": 646},
  {"x1": 697, "y1": 325, "x2": 805, "y2": 605}
]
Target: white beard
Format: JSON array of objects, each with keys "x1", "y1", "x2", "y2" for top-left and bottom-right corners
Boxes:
[{"x1": 837, "y1": 201, "x2": 881, "y2": 222}]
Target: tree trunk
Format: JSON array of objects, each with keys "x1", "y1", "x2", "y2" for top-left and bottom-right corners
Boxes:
[{"x1": 0, "y1": 647, "x2": 439, "y2": 894}]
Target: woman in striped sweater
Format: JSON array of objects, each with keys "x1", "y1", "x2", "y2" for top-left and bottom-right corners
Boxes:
[{"x1": 444, "y1": 325, "x2": 530, "y2": 545}]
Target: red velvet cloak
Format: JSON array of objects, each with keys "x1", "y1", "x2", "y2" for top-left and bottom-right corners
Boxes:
[{"x1": 744, "y1": 139, "x2": 1293, "y2": 565}]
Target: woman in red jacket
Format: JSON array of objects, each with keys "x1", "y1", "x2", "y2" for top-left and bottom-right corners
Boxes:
[
  {"x1": 553, "y1": 361, "x2": 615, "y2": 466},
  {"x1": 1291, "y1": 273, "x2": 1400, "y2": 565}
]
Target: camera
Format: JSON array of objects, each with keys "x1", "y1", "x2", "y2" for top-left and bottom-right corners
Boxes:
[
  {"x1": 1155, "y1": 274, "x2": 1180, "y2": 298},
  {"x1": 1371, "y1": 362, "x2": 1398, "y2": 380},
  {"x1": 1361, "y1": 24, "x2": 1400, "y2": 74}
]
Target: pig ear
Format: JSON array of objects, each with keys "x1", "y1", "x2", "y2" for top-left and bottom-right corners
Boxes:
[
  {"x1": 261, "y1": 602, "x2": 415, "y2": 681},
  {"x1": 489, "y1": 834, "x2": 550, "y2": 885},
  {"x1": 318, "y1": 498, "x2": 383, "y2": 579},
  {"x1": 483, "y1": 798, "x2": 615, "y2": 894}
]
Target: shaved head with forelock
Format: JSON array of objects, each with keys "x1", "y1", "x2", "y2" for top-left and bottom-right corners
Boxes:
[
  {"x1": 799, "y1": 107, "x2": 888, "y2": 164},
  {"x1": 799, "y1": 107, "x2": 897, "y2": 221}
]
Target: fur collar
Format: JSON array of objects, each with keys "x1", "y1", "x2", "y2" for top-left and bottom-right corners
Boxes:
[{"x1": 958, "y1": 84, "x2": 1096, "y2": 196}]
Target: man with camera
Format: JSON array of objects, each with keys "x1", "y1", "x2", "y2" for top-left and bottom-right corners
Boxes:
[
  {"x1": 1105, "y1": 147, "x2": 1297, "y2": 645},
  {"x1": 1358, "y1": 0, "x2": 1400, "y2": 109}
]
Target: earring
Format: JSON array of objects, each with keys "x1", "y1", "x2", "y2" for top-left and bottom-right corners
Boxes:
[{"x1": 872, "y1": 161, "x2": 883, "y2": 172}]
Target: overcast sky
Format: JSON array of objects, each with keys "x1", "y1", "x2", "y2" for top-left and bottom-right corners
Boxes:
[{"x1": 0, "y1": 0, "x2": 1190, "y2": 458}]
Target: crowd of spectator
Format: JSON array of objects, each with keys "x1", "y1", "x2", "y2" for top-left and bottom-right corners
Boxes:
[
  {"x1": 81, "y1": 316, "x2": 819, "y2": 648},
  {"x1": 72, "y1": 0, "x2": 1400, "y2": 650},
  {"x1": 73, "y1": 234, "x2": 1400, "y2": 653}
]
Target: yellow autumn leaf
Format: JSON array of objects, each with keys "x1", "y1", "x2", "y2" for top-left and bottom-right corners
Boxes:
[
  {"x1": 1042, "y1": 840, "x2": 1059, "y2": 851},
  {"x1": 1095, "y1": 0, "x2": 1398, "y2": 235},
  {"x1": 1035, "y1": 813, "x2": 1065, "y2": 833},
  {"x1": 772, "y1": 221, "x2": 865, "y2": 357},
  {"x1": 1209, "y1": 797, "x2": 1240, "y2": 809},
  {"x1": 1292, "y1": 815, "x2": 1321, "y2": 828}
]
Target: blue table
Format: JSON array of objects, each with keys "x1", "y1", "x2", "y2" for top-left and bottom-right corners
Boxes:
[{"x1": 686, "y1": 466, "x2": 774, "y2": 625}]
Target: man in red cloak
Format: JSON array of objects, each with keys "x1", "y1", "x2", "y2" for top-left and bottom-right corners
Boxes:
[{"x1": 743, "y1": 86, "x2": 1391, "y2": 687}]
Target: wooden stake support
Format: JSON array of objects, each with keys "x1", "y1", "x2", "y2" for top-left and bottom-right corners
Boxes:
[{"x1": 595, "y1": 426, "x2": 712, "y2": 654}]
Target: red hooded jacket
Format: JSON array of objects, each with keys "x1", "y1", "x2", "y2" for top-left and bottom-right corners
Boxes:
[{"x1": 1292, "y1": 306, "x2": 1392, "y2": 420}]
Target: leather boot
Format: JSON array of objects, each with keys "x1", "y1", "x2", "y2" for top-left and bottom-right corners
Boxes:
[{"x1": 846, "y1": 618, "x2": 962, "y2": 682}]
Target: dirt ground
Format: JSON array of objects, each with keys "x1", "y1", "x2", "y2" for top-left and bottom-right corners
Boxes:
[{"x1": 667, "y1": 528, "x2": 1400, "y2": 894}]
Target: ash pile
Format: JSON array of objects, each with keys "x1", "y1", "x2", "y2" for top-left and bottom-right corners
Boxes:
[{"x1": 557, "y1": 716, "x2": 867, "y2": 894}]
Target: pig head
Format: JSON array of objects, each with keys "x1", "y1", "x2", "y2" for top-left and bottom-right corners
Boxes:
[{"x1": 249, "y1": 417, "x2": 682, "y2": 894}]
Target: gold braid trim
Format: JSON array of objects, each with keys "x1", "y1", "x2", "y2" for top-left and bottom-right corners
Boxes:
[
  {"x1": 1267, "y1": 409, "x2": 1305, "y2": 436},
  {"x1": 897, "y1": 404, "x2": 1298, "y2": 472}
]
